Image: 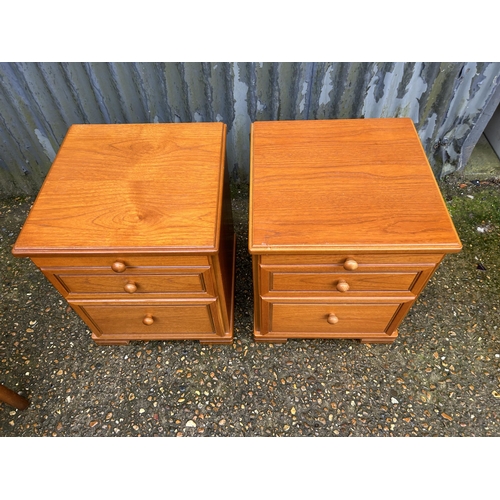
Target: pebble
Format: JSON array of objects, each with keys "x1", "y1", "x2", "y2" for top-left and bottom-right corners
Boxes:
[{"x1": 1, "y1": 184, "x2": 500, "y2": 439}]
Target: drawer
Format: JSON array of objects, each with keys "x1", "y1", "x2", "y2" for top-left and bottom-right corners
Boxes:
[
  {"x1": 79, "y1": 303, "x2": 216, "y2": 336},
  {"x1": 260, "y1": 264, "x2": 436, "y2": 296},
  {"x1": 266, "y1": 271, "x2": 419, "y2": 293},
  {"x1": 260, "y1": 253, "x2": 444, "y2": 267},
  {"x1": 49, "y1": 269, "x2": 213, "y2": 296},
  {"x1": 32, "y1": 254, "x2": 210, "y2": 270},
  {"x1": 268, "y1": 302, "x2": 404, "y2": 335}
]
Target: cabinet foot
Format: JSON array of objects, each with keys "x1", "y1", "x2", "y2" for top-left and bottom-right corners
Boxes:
[
  {"x1": 91, "y1": 333, "x2": 130, "y2": 345},
  {"x1": 253, "y1": 331, "x2": 287, "y2": 344},
  {"x1": 359, "y1": 330, "x2": 398, "y2": 344}
]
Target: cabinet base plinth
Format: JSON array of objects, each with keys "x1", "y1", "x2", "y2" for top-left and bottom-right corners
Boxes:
[
  {"x1": 252, "y1": 330, "x2": 398, "y2": 344},
  {"x1": 199, "y1": 337, "x2": 233, "y2": 345},
  {"x1": 91, "y1": 333, "x2": 233, "y2": 346}
]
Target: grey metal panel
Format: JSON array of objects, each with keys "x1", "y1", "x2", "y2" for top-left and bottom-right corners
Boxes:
[{"x1": 1, "y1": 62, "x2": 499, "y2": 196}]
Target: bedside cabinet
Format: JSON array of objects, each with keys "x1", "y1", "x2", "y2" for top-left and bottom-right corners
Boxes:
[
  {"x1": 13, "y1": 123, "x2": 235, "y2": 345},
  {"x1": 249, "y1": 118, "x2": 461, "y2": 344}
]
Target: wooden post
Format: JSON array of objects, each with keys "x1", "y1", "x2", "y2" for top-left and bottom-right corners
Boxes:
[{"x1": 0, "y1": 384, "x2": 29, "y2": 410}]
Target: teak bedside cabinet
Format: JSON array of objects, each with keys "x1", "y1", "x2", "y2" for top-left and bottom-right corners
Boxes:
[
  {"x1": 13, "y1": 123, "x2": 235, "y2": 345},
  {"x1": 249, "y1": 118, "x2": 462, "y2": 344}
]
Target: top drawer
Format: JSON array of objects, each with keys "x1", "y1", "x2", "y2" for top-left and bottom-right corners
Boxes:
[{"x1": 32, "y1": 254, "x2": 210, "y2": 271}]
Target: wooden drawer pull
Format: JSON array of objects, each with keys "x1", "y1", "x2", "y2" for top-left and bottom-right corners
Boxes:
[
  {"x1": 343, "y1": 258, "x2": 358, "y2": 271},
  {"x1": 327, "y1": 313, "x2": 339, "y2": 324},
  {"x1": 143, "y1": 314, "x2": 154, "y2": 326},
  {"x1": 111, "y1": 261, "x2": 127, "y2": 273},
  {"x1": 124, "y1": 281, "x2": 137, "y2": 293},
  {"x1": 336, "y1": 279, "x2": 350, "y2": 292}
]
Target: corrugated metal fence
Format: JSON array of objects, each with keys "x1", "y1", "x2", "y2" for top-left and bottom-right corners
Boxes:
[{"x1": 1, "y1": 62, "x2": 500, "y2": 196}]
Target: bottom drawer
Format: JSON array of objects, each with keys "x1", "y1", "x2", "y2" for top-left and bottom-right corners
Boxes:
[
  {"x1": 269, "y1": 302, "x2": 403, "y2": 335},
  {"x1": 79, "y1": 304, "x2": 216, "y2": 336}
]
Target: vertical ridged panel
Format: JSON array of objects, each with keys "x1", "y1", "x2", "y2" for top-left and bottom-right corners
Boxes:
[{"x1": 0, "y1": 62, "x2": 499, "y2": 195}]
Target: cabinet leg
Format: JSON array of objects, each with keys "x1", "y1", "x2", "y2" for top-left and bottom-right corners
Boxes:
[
  {"x1": 253, "y1": 330, "x2": 287, "y2": 344},
  {"x1": 359, "y1": 330, "x2": 398, "y2": 344},
  {"x1": 91, "y1": 333, "x2": 130, "y2": 345}
]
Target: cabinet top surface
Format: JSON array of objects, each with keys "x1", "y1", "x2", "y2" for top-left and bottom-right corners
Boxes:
[
  {"x1": 13, "y1": 123, "x2": 227, "y2": 255},
  {"x1": 249, "y1": 118, "x2": 462, "y2": 254}
]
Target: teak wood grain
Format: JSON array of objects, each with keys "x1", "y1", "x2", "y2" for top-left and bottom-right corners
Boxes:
[
  {"x1": 13, "y1": 123, "x2": 235, "y2": 345},
  {"x1": 13, "y1": 123, "x2": 227, "y2": 255},
  {"x1": 249, "y1": 118, "x2": 461, "y2": 254},
  {"x1": 249, "y1": 118, "x2": 462, "y2": 344}
]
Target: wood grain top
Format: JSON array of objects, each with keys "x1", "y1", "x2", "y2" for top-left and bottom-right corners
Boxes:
[
  {"x1": 249, "y1": 118, "x2": 462, "y2": 254},
  {"x1": 13, "y1": 123, "x2": 227, "y2": 255}
]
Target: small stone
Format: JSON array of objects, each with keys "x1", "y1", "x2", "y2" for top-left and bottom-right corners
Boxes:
[
  {"x1": 291, "y1": 407, "x2": 296, "y2": 415},
  {"x1": 283, "y1": 425, "x2": 290, "y2": 431},
  {"x1": 391, "y1": 397, "x2": 399, "y2": 404},
  {"x1": 128, "y1": 393, "x2": 135, "y2": 401},
  {"x1": 441, "y1": 413, "x2": 453, "y2": 421},
  {"x1": 139, "y1": 408, "x2": 145, "y2": 414},
  {"x1": 218, "y1": 419, "x2": 226, "y2": 426},
  {"x1": 56, "y1": 422, "x2": 63, "y2": 430},
  {"x1": 185, "y1": 420, "x2": 196, "y2": 428},
  {"x1": 106, "y1": 412, "x2": 113, "y2": 420},
  {"x1": 89, "y1": 421, "x2": 98, "y2": 427}
]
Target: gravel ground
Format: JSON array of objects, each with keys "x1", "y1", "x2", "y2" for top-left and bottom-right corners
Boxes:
[{"x1": 1, "y1": 175, "x2": 499, "y2": 438}]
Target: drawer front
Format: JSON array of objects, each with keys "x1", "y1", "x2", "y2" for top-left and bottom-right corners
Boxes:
[
  {"x1": 260, "y1": 263, "x2": 436, "y2": 296},
  {"x1": 32, "y1": 254, "x2": 210, "y2": 270},
  {"x1": 267, "y1": 271, "x2": 419, "y2": 293},
  {"x1": 268, "y1": 302, "x2": 403, "y2": 335},
  {"x1": 52, "y1": 270, "x2": 211, "y2": 295},
  {"x1": 80, "y1": 303, "x2": 216, "y2": 335}
]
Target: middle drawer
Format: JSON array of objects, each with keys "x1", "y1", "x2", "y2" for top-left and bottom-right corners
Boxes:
[
  {"x1": 42, "y1": 267, "x2": 215, "y2": 298},
  {"x1": 260, "y1": 263, "x2": 435, "y2": 296}
]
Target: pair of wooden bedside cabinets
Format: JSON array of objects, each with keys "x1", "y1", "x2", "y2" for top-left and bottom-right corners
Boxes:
[{"x1": 12, "y1": 119, "x2": 462, "y2": 346}]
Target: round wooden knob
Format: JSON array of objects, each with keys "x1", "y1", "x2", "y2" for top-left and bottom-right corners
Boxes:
[
  {"x1": 336, "y1": 279, "x2": 350, "y2": 292},
  {"x1": 143, "y1": 314, "x2": 154, "y2": 326},
  {"x1": 343, "y1": 258, "x2": 358, "y2": 271},
  {"x1": 124, "y1": 281, "x2": 137, "y2": 293},
  {"x1": 111, "y1": 261, "x2": 126, "y2": 273},
  {"x1": 327, "y1": 313, "x2": 339, "y2": 325}
]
